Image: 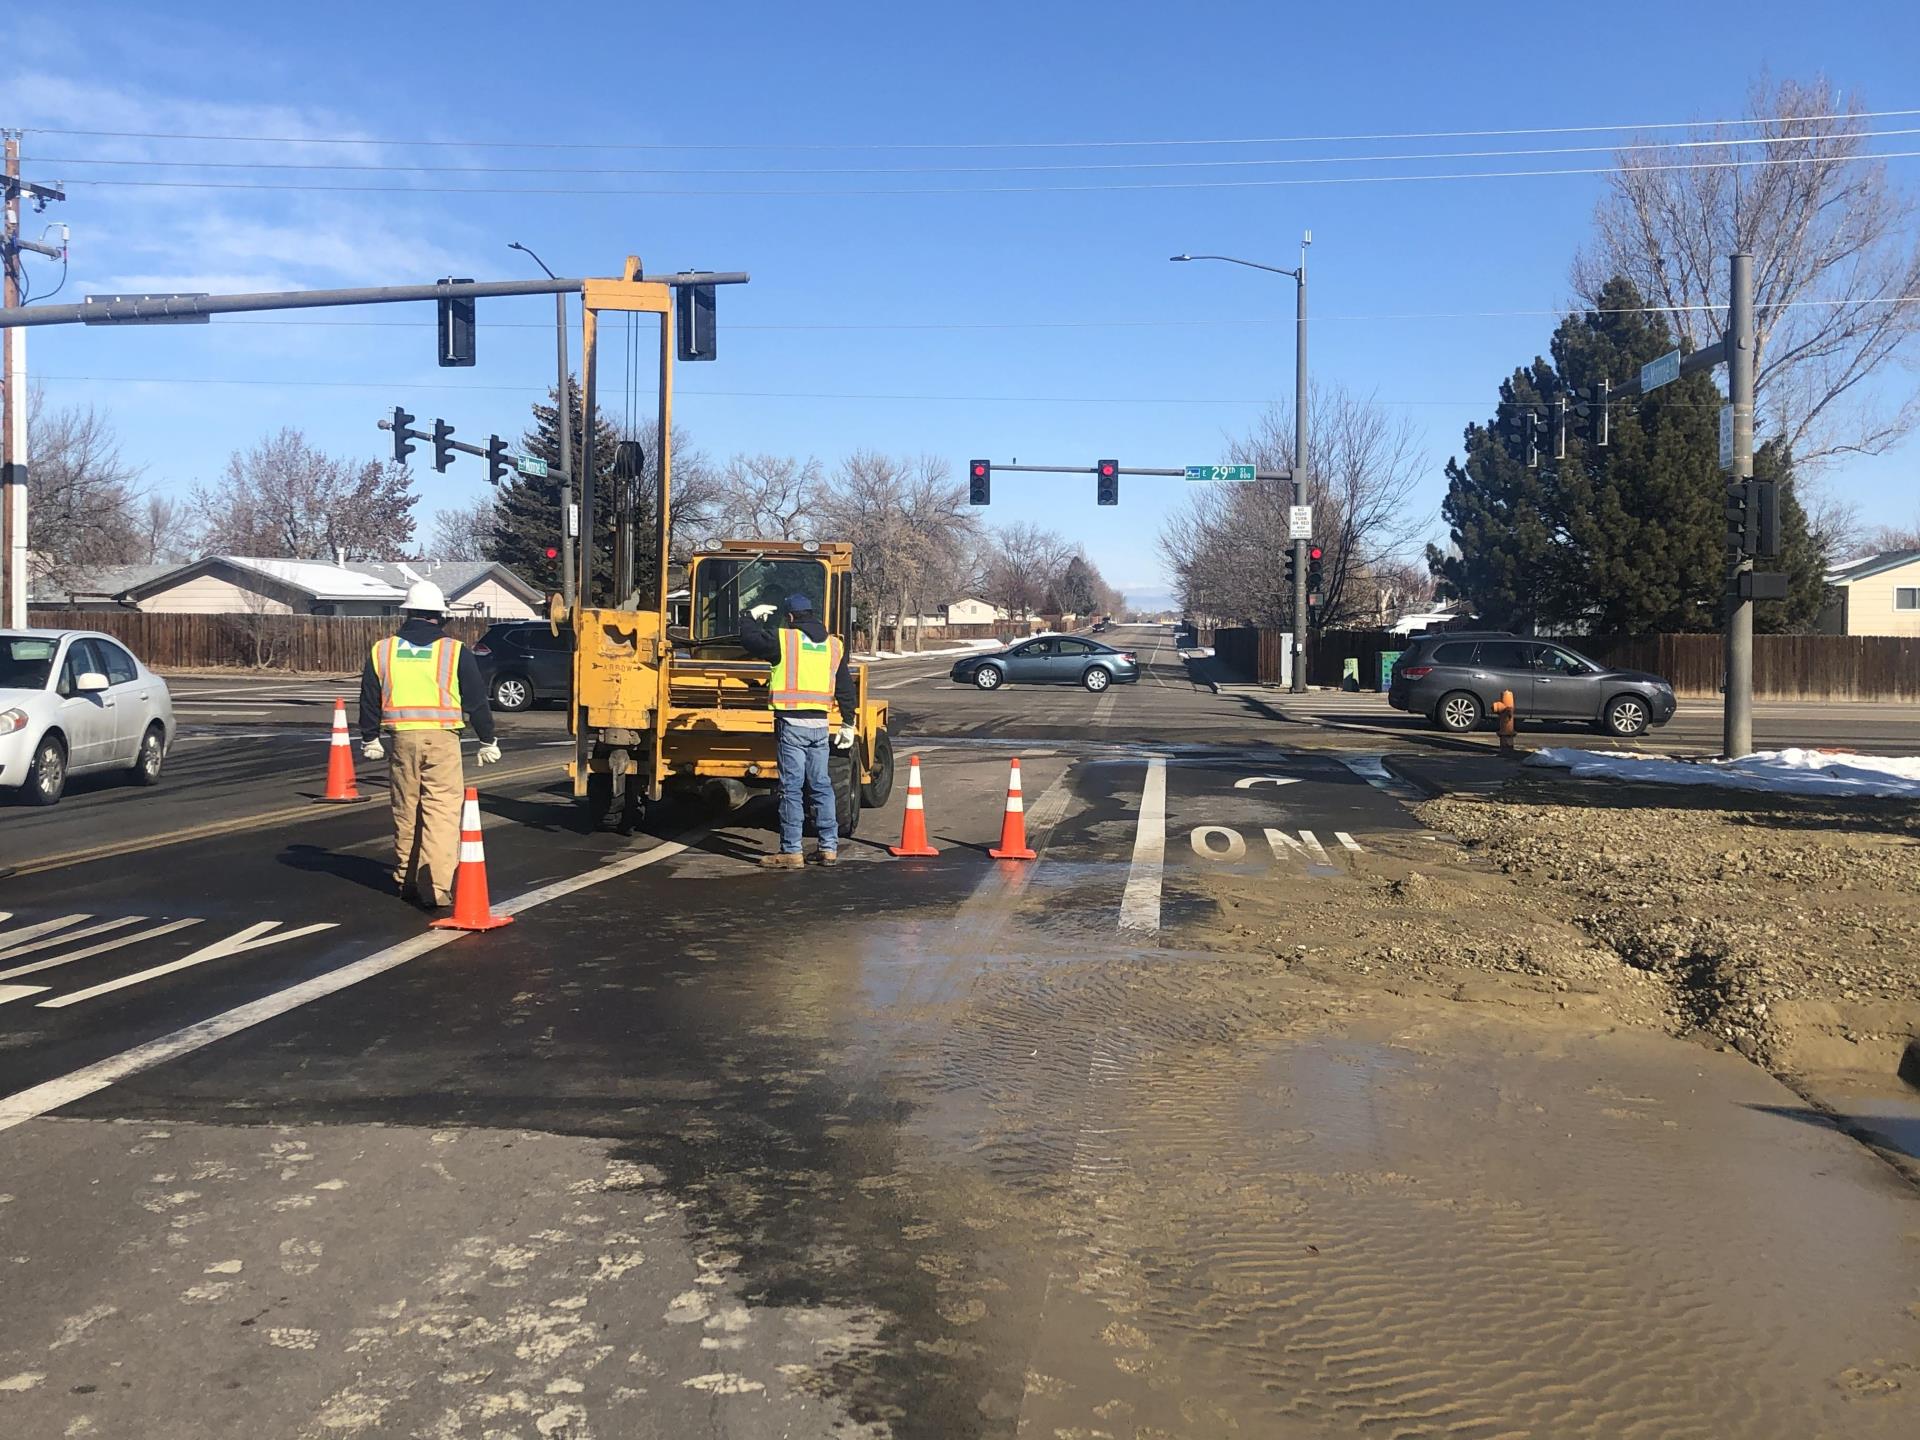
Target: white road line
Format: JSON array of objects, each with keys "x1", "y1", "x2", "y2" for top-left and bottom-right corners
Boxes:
[
  {"x1": 0, "y1": 919, "x2": 205, "y2": 983},
  {"x1": 0, "y1": 914, "x2": 92, "y2": 954},
  {"x1": 1335, "y1": 831, "x2": 1364, "y2": 852},
  {"x1": 1093, "y1": 690, "x2": 1118, "y2": 726},
  {"x1": 1265, "y1": 828, "x2": 1305, "y2": 859},
  {"x1": 0, "y1": 985, "x2": 50, "y2": 1006},
  {"x1": 39, "y1": 920, "x2": 338, "y2": 1009},
  {"x1": 1300, "y1": 830, "x2": 1333, "y2": 866},
  {"x1": 1119, "y1": 757, "x2": 1168, "y2": 933},
  {"x1": 0, "y1": 915, "x2": 145, "y2": 965},
  {"x1": 0, "y1": 831, "x2": 705, "y2": 1133}
]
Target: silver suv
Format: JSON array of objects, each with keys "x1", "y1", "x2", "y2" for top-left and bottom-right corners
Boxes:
[{"x1": 1387, "y1": 632, "x2": 1677, "y2": 738}]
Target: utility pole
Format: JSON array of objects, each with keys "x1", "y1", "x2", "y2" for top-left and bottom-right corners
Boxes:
[
  {"x1": 1290, "y1": 231, "x2": 1310, "y2": 693},
  {"x1": 1724, "y1": 251, "x2": 1756, "y2": 758},
  {"x1": 2, "y1": 136, "x2": 65, "y2": 625}
]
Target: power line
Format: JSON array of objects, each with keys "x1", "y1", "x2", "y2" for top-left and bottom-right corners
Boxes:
[
  {"x1": 47, "y1": 146, "x2": 1920, "y2": 197},
  {"x1": 17, "y1": 106, "x2": 1920, "y2": 153},
  {"x1": 27, "y1": 127, "x2": 1919, "y2": 177}
]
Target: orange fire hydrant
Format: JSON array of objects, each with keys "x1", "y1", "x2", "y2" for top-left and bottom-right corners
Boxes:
[{"x1": 1491, "y1": 689, "x2": 1517, "y2": 756}]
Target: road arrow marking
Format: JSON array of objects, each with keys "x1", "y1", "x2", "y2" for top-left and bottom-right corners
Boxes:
[
  {"x1": 0, "y1": 985, "x2": 51, "y2": 1006},
  {"x1": 1233, "y1": 776, "x2": 1302, "y2": 789},
  {"x1": 0, "y1": 919, "x2": 205, "y2": 983},
  {"x1": 0, "y1": 915, "x2": 146, "y2": 967}
]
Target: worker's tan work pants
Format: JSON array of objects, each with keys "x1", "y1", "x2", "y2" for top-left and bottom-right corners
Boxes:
[{"x1": 388, "y1": 729, "x2": 464, "y2": 904}]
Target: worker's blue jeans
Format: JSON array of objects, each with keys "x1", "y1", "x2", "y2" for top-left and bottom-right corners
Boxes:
[{"x1": 774, "y1": 716, "x2": 837, "y2": 854}]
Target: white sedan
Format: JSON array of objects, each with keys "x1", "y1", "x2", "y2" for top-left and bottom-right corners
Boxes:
[{"x1": 0, "y1": 629, "x2": 175, "y2": 805}]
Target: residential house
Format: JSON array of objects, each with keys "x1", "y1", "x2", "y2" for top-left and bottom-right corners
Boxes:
[
  {"x1": 31, "y1": 556, "x2": 543, "y2": 620},
  {"x1": 27, "y1": 563, "x2": 179, "y2": 611},
  {"x1": 1820, "y1": 550, "x2": 1920, "y2": 637}
]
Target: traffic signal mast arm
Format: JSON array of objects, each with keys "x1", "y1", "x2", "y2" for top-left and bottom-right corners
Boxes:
[
  {"x1": 377, "y1": 416, "x2": 569, "y2": 483},
  {"x1": 982, "y1": 461, "x2": 1291, "y2": 480}
]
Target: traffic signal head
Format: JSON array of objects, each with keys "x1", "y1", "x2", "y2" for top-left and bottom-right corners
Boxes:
[
  {"x1": 1724, "y1": 481, "x2": 1756, "y2": 554},
  {"x1": 1307, "y1": 545, "x2": 1325, "y2": 608},
  {"x1": 436, "y1": 278, "x2": 476, "y2": 367},
  {"x1": 432, "y1": 418, "x2": 455, "y2": 473},
  {"x1": 968, "y1": 459, "x2": 991, "y2": 506},
  {"x1": 486, "y1": 434, "x2": 509, "y2": 487},
  {"x1": 545, "y1": 546, "x2": 559, "y2": 560},
  {"x1": 1551, "y1": 397, "x2": 1568, "y2": 461},
  {"x1": 1572, "y1": 381, "x2": 1611, "y2": 448},
  {"x1": 676, "y1": 282, "x2": 717, "y2": 362},
  {"x1": 1096, "y1": 458, "x2": 1119, "y2": 506},
  {"x1": 392, "y1": 406, "x2": 415, "y2": 465},
  {"x1": 1753, "y1": 478, "x2": 1780, "y2": 558}
]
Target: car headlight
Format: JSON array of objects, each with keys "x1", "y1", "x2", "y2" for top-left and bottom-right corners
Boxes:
[{"x1": 0, "y1": 708, "x2": 28, "y2": 735}]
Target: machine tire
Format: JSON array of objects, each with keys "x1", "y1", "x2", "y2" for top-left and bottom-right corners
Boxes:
[
  {"x1": 1434, "y1": 690, "x2": 1484, "y2": 734},
  {"x1": 129, "y1": 723, "x2": 166, "y2": 786},
  {"x1": 1602, "y1": 694, "x2": 1650, "y2": 738},
  {"x1": 828, "y1": 748, "x2": 861, "y2": 839},
  {"x1": 974, "y1": 666, "x2": 1003, "y2": 691},
  {"x1": 22, "y1": 733, "x2": 67, "y2": 806},
  {"x1": 859, "y1": 727, "x2": 896, "y2": 808},
  {"x1": 580, "y1": 770, "x2": 619, "y2": 832}
]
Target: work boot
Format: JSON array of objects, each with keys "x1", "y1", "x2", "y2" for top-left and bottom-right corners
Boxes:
[
  {"x1": 811, "y1": 848, "x2": 840, "y2": 867},
  {"x1": 758, "y1": 851, "x2": 804, "y2": 870}
]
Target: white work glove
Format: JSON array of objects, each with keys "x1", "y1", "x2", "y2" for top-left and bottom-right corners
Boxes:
[
  {"x1": 832, "y1": 724, "x2": 856, "y2": 750},
  {"x1": 361, "y1": 737, "x2": 385, "y2": 761},
  {"x1": 748, "y1": 603, "x2": 777, "y2": 621},
  {"x1": 475, "y1": 741, "x2": 502, "y2": 766}
]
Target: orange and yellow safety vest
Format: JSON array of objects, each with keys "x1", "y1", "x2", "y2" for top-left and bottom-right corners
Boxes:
[
  {"x1": 373, "y1": 636, "x2": 465, "y2": 731},
  {"x1": 768, "y1": 629, "x2": 843, "y2": 713}
]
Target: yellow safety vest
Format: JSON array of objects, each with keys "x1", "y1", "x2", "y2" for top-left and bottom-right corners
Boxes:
[
  {"x1": 373, "y1": 636, "x2": 464, "y2": 731},
  {"x1": 768, "y1": 629, "x2": 843, "y2": 713}
]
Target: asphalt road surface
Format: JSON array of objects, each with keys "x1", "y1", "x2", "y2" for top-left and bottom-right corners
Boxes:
[{"x1": 2, "y1": 626, "x2": 1916, "y2": 1437}]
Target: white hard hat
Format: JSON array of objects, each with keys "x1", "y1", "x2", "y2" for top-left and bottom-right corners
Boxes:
[{"x1": 402, "y1": 580, "x2": 449, "y2": 615}]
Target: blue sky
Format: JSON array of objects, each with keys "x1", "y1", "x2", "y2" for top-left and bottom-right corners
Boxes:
[{"x1": 5, "y1": 0, "x2": 1918, "y2": 607}]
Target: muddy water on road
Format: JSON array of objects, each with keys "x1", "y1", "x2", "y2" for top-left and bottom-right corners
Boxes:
[{"x1": 847, "y1": 885, "x2": 1920, "y2": 1439}]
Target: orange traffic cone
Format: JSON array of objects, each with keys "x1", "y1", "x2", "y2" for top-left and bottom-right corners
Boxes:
[
  {"x1": 431, "y1": 788, "x2": 514, "y2": 931},
  {"x1": 988, "y1": 757, "x2": 1037, "y2": 860},
  {"x1": 316, "y1": 698, "x2": 369, "y2": 803},
  {"x1": 888, "y1": 755, "x2": 941, "y2": 857}
]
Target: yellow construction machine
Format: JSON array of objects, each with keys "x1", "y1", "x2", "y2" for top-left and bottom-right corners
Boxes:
[{"x1": 553, "y1": 259, "x2": 895, "y2": 831}]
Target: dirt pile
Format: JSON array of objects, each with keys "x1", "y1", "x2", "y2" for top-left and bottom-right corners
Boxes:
[{"x1": 1417, "y1": 777, "x2": 1920, "y2": 1073}]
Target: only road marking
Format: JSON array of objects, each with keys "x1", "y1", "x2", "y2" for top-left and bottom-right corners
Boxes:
[{"x1": 1118, "y1": 757, "x2": 1168, "y2": 933}]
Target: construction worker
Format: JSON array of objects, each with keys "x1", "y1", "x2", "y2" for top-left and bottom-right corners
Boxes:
[
  {"x1": 357, "y1": 581, "x2": 501, "y2": 907},
  {"x1": 740, "y1": 593, "x2": 859, "y2": 869}
]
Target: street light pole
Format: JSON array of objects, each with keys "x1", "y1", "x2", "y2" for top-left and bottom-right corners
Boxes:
[
  {"x1": 509, "y1": 242, "x2": 575, "y2": 609},
  {"x1": 1170, "y1": 236, "x2": 1312, "y2": 690}
]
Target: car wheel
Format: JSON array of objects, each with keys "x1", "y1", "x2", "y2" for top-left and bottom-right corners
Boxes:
[
  {"x1": 23, "y1": 733, "x2": 67, "y2": 806},
  {"x1": 974, "y1": 666, "x2": 1003, "y2": 691},
  {"x1": 1083, "y1": 666, "x2": 1112, "y2": 693},
  {"x1": 1602, "y1": 694, "x2": 1650, "y2": 738},
  {"x1": 130, "y1": 723, "x2": 166, "y2": 786},
  {"x1": 859, "y1": 726, "x2": 896, "y2": 808},
  {"x1": 492, "y1": 674, "x2": 534, "y2": 712},
  {"x1": 1435, "y1": 690, "x2": 1484, "y2": 734}
]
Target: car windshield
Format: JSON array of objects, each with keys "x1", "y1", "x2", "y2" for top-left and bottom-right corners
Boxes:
[
  {"x1": 692, "y1": 557, "x2": 829, "y2": 642},
  {"x1": 0, "y1": 635, "x2": 59, "y2": 690}
]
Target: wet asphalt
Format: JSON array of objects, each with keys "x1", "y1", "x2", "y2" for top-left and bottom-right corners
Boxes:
[{"x1": 2, "y1": 627, "x2": 1918, "y2": 1437}]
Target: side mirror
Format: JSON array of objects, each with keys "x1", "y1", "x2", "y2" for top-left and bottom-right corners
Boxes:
[{"x1": 77, "y1": 671, "x2": 110, "y2": 694}]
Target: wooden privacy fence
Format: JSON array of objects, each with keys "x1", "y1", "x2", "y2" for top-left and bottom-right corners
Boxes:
[
  {"x1": 27, "y1": 611, "x2": 492, "y2": 673},
  {"x1": 1213, "y1": 626, "x2": 1289, "y2": 685},
  {"x1": 1297, "y1": 626, "x2": 1920, "y2": 701}
]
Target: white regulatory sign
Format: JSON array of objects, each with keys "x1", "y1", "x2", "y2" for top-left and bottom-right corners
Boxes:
[
  {"x1": 566, "y1": 503, "x2": 580, "y2": 538},
  {"x1": 1718, "y1": 403, "x2": 1734, "y2": 470},
  {"x1": 1288, "y1": 505, "x2": 1312, "y2": 541}
]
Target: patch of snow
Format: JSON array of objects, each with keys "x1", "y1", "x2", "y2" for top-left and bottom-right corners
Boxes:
[{"x1": 1527, "y1": 747, "x2": 1920, "y2": 799}]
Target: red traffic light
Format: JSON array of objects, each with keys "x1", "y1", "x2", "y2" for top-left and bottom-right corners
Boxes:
[
  {"x1": 971, "y1": 461, "x2": 987, "y2": 478},
  {"x1": 545, "y1": 547, "x2": 559, "y2": 559},
  {"x1": 1308, "y1": 546, "x2": 1324, "y2": 561},
  {"x1": 1099, "y1": 461, "x2": 1117, "y2": 477}
]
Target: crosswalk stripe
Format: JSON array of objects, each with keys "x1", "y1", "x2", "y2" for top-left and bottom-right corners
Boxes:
[
  {"x1": 39, "y1": 921, "x2": 338, "y2": 1010},
  {"x1": 0, "y1": 916, "x2": 146, "y2": 967},
  {"x1": 0, "y1": 919, "x2": 205, "y2": 983}
]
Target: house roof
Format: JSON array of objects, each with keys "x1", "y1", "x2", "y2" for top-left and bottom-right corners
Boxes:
[
  {"x1": 27, "y1": 563, "x2": 177, "y2": 606},
  {"x1": 1827, "y1": 549, "x2": 1920, "y2": 585},
  {"x1": 224, "y1": 558, "x2": 407, "y2": 601},
  {"x1": 350, "y1": 561, "x2": 543, "y2": 604}
]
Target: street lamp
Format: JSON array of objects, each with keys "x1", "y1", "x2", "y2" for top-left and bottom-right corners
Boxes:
[
  {"x1": 1170, "y1": 234, "x2": 1312, "y2": 692},
  {"x1": 509, "y1": 242, "x2": 575, "y2": 608}
]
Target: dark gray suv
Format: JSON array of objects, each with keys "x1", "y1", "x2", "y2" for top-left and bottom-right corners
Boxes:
[{"x1": 1387, "y1": 632, "x2": 1676, "y2": 737}]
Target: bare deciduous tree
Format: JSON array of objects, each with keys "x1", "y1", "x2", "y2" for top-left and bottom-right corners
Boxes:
[
  {"x1": 1573, "y1": 76, "x2": 1920, "y2": 464},
  {"x1": 818, "y1": 452, "x2": 978, "y2": 650},
  {"x1": 1862, "y1": 515, "x2": 1920, "y2": 552},
  {"x1": 189, "y1": 429, "x2": 418, "y2": 560},
  {"x1": 713, "y1": 453, "x2": 824, "y2": 541},
  {"x1": 982, "y1": 521, "x2": 1076, "y2": 623},
  {"x1": 431, "y1": 498, "x2": 498, "y2": 559},
  {"x1": 24, "y1": 392, "x2": 147, "y2": 585},
  {"x1": 1161, "y1": 385, "x2": 1429, "y2": 635}
]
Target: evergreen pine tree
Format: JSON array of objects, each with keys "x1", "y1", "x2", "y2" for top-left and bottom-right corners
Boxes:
[{"x1": 492, "y1": 377, "x2": 621, "y2": 597}]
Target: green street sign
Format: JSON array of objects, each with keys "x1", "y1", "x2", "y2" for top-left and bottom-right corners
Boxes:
[
  {"x1": 1184, "y1": 464, "x2": 1256, "y2": 483},
  {"x1": 515, "y1": 454, "x2": 549, "y2": 478}
]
